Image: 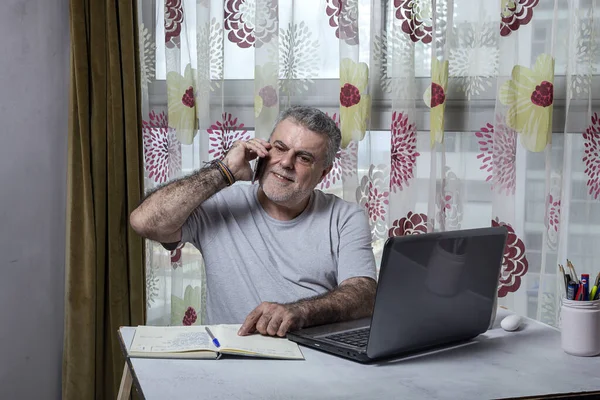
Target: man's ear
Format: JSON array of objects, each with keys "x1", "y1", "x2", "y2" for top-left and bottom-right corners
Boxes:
[{"x1": 318, "y1": 165, "x2": 333, "y2": 183}]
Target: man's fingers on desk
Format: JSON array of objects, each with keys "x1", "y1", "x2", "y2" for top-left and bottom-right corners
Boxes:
[
  {"x1": 277, "y1": 317, "x2": 294, "y2": 337},
  {"x1": 239, "y1": 302, "x2": 297, "y2": 337},
  {"x1": 266, "y1": 313, "x2": 284, "y2": 336},
  {"x1": 255, "y1": 313, "x2": 274, "y2": 335},
  {"x1": 238, "y1": 306, "x2": 263, "y2": 336}
]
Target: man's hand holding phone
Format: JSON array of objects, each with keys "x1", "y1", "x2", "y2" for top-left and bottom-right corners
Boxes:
[
  {"x1": 252, "y1": 156, "x2": 266, "y2": 184},
  {"x1": 222, "y1": 138, "x2": 271, "y2": 182}
]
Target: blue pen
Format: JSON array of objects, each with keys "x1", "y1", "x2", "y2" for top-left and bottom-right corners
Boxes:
[{"x1": 205, "y1": 327, "x2": 221, "y2": 348}]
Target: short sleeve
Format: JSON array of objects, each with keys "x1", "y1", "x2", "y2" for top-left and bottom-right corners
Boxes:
[
  {"x1": 179, "y1": 192, "x2": 221, "y2": 253},
  {"x1": 337, "y1": 207, "x2": 377, "y2": 284}
]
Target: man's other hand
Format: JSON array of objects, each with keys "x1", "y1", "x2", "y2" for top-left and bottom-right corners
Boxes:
[
  {"x1": 238, "y1": 302, "x2": 307, "y2": 337},
  {"x1": 223, "y1": 138, "x2": 271, "y2": 182}
]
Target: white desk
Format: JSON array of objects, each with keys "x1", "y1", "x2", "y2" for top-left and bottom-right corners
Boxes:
[{"x1": 118, "y1": 308, "x2": 600, "y2": 400}]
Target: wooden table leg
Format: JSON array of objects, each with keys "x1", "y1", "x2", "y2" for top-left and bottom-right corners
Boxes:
[{"x1": 117, "y1": 362, "x2": 133, "y2": 400}]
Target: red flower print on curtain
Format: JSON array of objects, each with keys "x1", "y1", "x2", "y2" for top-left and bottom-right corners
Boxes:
[
  {"x1": 224, "y1": 0, "x2": 278, "y2": 48},
  {"x1": 356, "y1": 165, "x2": 390, "y2": 240},
  {"x1": 475, "y1": 116, "x2": 517, "y2": 195},
  {"x1": 492, "y1": 218, "x2": 529, "y2": 297},
  {"x1": 500, "y1": 0, "x2": 539, "y2": 37},
  {"x1": 544, "y1": 194, "x2": 561, "y2": 233},
  {"x1": 325, "y1": 0, "x2": 359, "y2": 45},
  {"x1": 583, "y1": 112, "x2": 600, "y2": 199},
  {"x1": 143, "y1": 111, "x2": 182, "y2": 184},
  {"x1": 437, "y1": 194, "x2": 452, "y2": 224},
  {"x1": 319, "y1": 141, "x2": 358, "y2": 190},
  {"x1": 170, "y1": 242, "x2": 184, "y2": 270},
  {"x1": 394, "y1": 0, "x2": 433, "y2": 44},
  {"x1": 390, "y1": 111, "x2": 420, "y2": 193},
  {"x1": 165, "y1": 0, "x2": 184, "y2": 48},
  {"x1": 339, "y1": 58, "x2": 371, "y2": 148},
  {"x1": 544, "y1": 174, "x2": 562, "y2": 251},
  {"x1": 435, "y1": 167, "x2": 463, "y2": 230},
  {"x1": 182, "y1": 306, "x2": 198, "y2": 325},
  {"x1": 389, "y1": 212, "x2": 428, "y2": 237},
  {"x1": 171, "y1": 286, "x2": 201, "y2": 326},
  {"x1": 319, "y1": 113, "x2": 357, "y2": 189},
  {"x1": 425, "y1": 58, "x2": 449, "y2": 146},
  {"x1": 207, "y1": 113, "x2": 250, "y2": 160}
]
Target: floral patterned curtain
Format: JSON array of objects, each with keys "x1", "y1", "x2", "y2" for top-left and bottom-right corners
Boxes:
[{"x1": 137, "y1": 0, "x2": 600, "y2": 328}]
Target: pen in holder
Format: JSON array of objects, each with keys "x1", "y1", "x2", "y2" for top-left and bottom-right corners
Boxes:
[{"x1": 560, "y1": 296, "x2": 600, "y2": 357}]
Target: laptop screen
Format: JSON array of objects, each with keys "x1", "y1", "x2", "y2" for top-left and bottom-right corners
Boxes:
[{"x1": 367, "y1": 227, "x2": 507, "y2": 359}]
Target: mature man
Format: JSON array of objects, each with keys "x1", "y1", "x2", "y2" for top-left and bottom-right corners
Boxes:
[{"x1": 130, "y1": 106, "x2": 377, "y2": 337}]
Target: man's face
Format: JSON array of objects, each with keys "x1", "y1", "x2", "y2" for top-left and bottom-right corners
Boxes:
[{"x1": 260, "y1": 118, "x2": 331, "y2": 207}]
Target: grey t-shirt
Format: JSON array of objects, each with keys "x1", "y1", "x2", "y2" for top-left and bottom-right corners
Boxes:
[{"x1": 180, "y1": 184, "x2": 377, "y2": 324}]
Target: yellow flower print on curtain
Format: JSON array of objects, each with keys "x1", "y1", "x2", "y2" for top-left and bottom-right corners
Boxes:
[
  {"x1": 254, "y1": 62, "x2": 278, "y2": 118},
  {"x1": 171, "y1": 285, "x2": 202, "y2": 326},
  {"x1": 339, "y1": 58, "x2": 371, "y2": 149},
  {"x1": 254, "y1": 62, "x2": 279, "y2": 139},
  {"x1": 167, "y1": 63, "x2": 198, "y2": 145},
  {"x1": 423, "y1": 57, "x2": 449, "y2": 147},
  {"x1": 254, "y1": 95, "x2": 263, "y2": 118},
  {"x1": 499, "y1": 53, "x2": 554, "y2": 152}
]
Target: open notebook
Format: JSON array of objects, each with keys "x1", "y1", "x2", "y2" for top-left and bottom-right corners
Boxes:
[{"x1": 128, "y1": 324, "x2": 304, "y2": 360}]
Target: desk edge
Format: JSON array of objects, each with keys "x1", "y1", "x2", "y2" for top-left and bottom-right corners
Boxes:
[{"x1": 118, "y1": 327, "x2": 147, "y2": 400}]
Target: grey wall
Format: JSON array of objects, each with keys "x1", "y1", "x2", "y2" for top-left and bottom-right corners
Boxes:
[{"x1": 0, "y1": 0, "x2": 69, "y2": 399}]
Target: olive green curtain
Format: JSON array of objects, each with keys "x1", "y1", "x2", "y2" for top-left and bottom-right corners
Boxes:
[{"x1": 63, "y1": 0, "x2": 145, "y2": 398}]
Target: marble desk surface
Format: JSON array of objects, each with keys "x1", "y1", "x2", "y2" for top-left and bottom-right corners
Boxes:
[{"x1": 119, "y1": 308, "x2": 600, "y2": 400}]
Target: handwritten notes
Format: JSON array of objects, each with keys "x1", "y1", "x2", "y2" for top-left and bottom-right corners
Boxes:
[
  {"x1": 131, "y1": 326, "x2": 213, "y2": 353},
  {"x1": 129, "y1": 324, "x2": 304, "y2": 360}
]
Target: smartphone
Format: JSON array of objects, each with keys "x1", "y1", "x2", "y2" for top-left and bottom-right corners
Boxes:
[{"x1": 252, "y1": 156, "x2": 266, "y2": 184}]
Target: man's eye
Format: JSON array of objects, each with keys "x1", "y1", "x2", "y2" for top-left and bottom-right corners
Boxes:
[{"x1": 299, "y1": 156, "x2": 312, "y2": 163}]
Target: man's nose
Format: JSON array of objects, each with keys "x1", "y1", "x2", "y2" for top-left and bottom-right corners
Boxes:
[{"x1": 279, "y1": 150, "x2": 294, "y2": 169}]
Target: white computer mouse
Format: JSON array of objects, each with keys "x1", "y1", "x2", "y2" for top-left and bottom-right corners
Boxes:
[{"x1": 500, "y1": 314, "x2": 522, "y2": 331}]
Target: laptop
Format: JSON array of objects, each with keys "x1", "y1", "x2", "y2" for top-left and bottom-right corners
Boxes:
[{"x1": 286, "y1": 226, "x2": 508, "y2": 363}]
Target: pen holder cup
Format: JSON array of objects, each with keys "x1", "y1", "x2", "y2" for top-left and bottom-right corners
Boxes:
[{"x1": 560, "y1": 297, "x2": 600, "y2": 357}]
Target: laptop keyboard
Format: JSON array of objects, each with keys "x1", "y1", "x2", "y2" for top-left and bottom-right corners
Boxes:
[{"x1": 326, "y1": 328, "x2": 370, "y2": 348}]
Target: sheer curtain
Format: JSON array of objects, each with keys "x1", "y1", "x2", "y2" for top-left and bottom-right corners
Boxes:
[{"x1": 137, "y1": 0, "x2": 600, "y2": 328}]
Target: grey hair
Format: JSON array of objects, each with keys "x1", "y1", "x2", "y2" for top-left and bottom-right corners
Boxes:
[{"x1": 270, "y1": 106, "x2": 341, "y2": 167}]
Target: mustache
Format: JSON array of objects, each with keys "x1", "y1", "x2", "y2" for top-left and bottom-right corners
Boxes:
[{"x1": 269, "y1": 169, "x2": 295, "y2": 181}]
